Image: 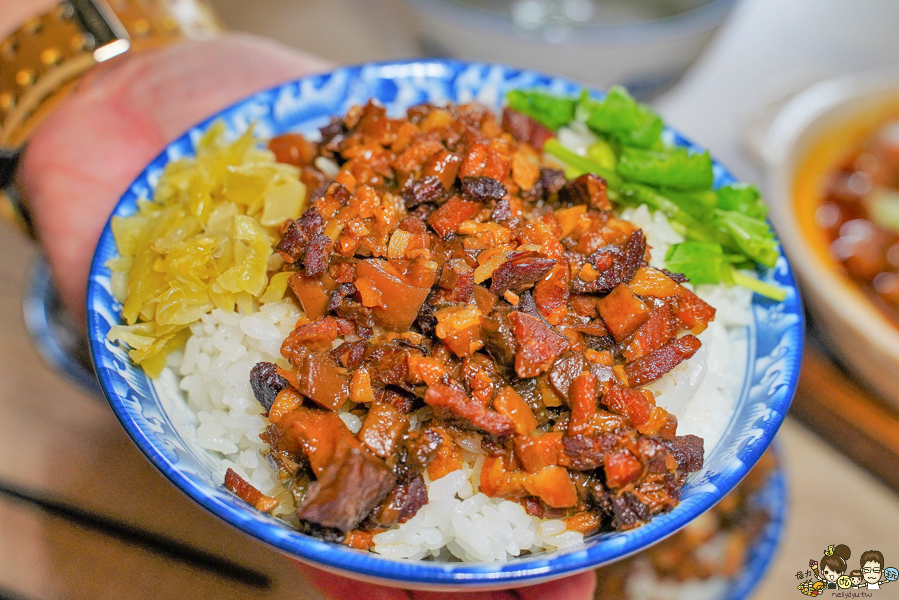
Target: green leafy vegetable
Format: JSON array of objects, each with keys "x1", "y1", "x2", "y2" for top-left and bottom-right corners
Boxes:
[
  {"x1": 621, "y1": 185, "x2": 784, "y2": 297},
  {"x1": 617, "y1": 147, "x2": 714, "y2": 191},
  {"x1": 665, "y1": 242, "x2": 724, "y2": 285},
  {"x1": 665, "y1": 242, "x2": 785, "y2": 300},
  {"x1": 586, "y1": 138, "x2": 617, "y2": 171},
  {"x1": 581, "y1": 86, "x2": 664, "y2": 149},
  {"x1": 543, "y1": 139, "x2": 622, "y2": 188},
  {"x1": 503, "y1": 86, "x2": 785, "y2": 300},
  {"x1": 727, "y1": 268, "x2": 787, "y2": 302},
  {"x1": 507, "y1": 90, "x2": 576, "y2": 131},
  {"x1": 621, "y1": 184, "x2": 719, "y2": 241},
  {"x1": 661, "y1": 188, "x2": 718, "y2": 221},
  {"x1": 618, "y1": 182, "x2": 710, "y2": 240},
  {"x1": 716, "y1": 183, "x2": 768, "y2": 220},
  {"x1": 714, "y1": 210, "x2": 779, "y2": 268}
]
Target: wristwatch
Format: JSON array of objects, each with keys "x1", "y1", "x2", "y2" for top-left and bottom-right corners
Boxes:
[{"x1": 0, "y1": 0, "x2": 222, "y2": 238}]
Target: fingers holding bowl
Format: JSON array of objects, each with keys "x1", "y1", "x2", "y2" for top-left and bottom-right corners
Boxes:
[{"x1": 294, "y1": 562, "x2": 597, "y2": 600}]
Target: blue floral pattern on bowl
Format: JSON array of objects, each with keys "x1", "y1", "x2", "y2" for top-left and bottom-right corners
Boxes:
[{"x1": 87, "y1": 59, "x2": 803, "y2": 590}]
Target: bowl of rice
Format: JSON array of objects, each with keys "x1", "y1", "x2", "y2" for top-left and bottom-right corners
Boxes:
[{"x1": 87, "y1": 59, "x2": 803, "y2": 590}]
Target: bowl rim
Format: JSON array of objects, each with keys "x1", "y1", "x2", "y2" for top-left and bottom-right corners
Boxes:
[
  {"x1": 86, "y1": 57, "x2": 802, "y2": 589},
  {"x1": 403, "y1": 0, "x2": 739, "y2": 46},
  {"x1": 764, "y1": 68, "x2": 899, "y2": 370}
]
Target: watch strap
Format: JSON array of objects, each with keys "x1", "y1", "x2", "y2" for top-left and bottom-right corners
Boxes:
[
  {"x1": 0, "y1": 145, "x2": 18, "y2": 189},
  {"x1": 0, "y1": 146, "x2": 28, "y2": 236},
  {"x1": 0, "y1": 0, "x2": 222, "y2": 238}
]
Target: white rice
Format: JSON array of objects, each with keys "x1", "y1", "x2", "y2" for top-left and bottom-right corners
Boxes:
[
  {"x1": 371, "y1": 463, "x2": 584, "y2": 562},
  {"x1": 161, "y1": 205, "x2": 752, "y2": 562},
  {"x1": 165, "y1": 299, "x2": 302, "y2": 513}
]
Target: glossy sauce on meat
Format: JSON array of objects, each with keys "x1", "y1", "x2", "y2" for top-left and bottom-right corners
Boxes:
[{"x1": 243, "y1": 100, "x2": 715, "y2": 548}]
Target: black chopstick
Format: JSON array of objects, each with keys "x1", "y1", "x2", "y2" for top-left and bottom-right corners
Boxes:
[
  {"x1": 0, "y1": 478, "x2": 270, "y2": 589},
  {"x1": 0, "y1": 583, "x2": 42, "y2": 600}
]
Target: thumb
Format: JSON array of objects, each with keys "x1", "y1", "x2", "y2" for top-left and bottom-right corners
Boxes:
[
  {"x1": 516, "y1": 571, "x2": 597, "y2": 600},
  {"x1": 294, "y1": 561, "x2": 596, "y2": 600}
]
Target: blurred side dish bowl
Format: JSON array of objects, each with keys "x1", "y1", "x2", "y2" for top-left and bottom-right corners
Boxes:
[
  {"x1": 397, "y1": 0, "x2": 739, "y2": 98},
  {"x1": 764, "y1": 69, "x2": 899, "y2": 407}
]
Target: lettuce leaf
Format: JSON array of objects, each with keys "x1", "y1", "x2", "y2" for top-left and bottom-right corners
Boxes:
[
  {"x1": 617, "y1": 146, "x2": 714, "y2": 191},
  {"x1": 586, "y1": 138, "x2": 617, "y2": 170},
  {"x1": 617, "y1": 182, "x2": 717, "y2": 242},
  {"x1": 503, "y1": 85, "x2": 784, "y2": 296},
  {"x1": 581, "y1": 86, "x2": 664, "y2": 149},
  {"x1": 664, "y1": 243, "x2": 785, "y2": 299},
  {"x1": 665, "y1": 242, "x2": 724, "y2": 285},
  {"x1": 716, "y1": 183, "x2": 768, "y2": 220},
  {"x1": 661, "y1": 188, "x2": 718, "y2": 221},
  {"x1": 714, "y1": 209, "x2": 779, "y2": 268},
  {"x1": 543, "y1": 139, "x2": 622, "y2": 188},
  {"x1": 507, "y1": 90, "x2": 576, "y2": 131}
]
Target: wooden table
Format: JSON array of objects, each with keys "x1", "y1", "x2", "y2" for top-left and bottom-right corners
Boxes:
[{"x1": 4, "y1": 0, "x2": 899, "y2": 598}]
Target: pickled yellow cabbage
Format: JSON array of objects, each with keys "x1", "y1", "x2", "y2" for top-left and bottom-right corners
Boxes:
[{"x1": 107, "y1": 123, "x2": 307, "y2": 376}]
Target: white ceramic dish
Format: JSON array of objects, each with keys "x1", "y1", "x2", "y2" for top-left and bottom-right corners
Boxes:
[{"x1": 762, "y1": 68, "x2": 899, "y2": 406}]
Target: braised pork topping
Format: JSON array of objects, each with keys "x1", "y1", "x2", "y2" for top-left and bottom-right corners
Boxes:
[{"x1": 241, "y1": 100, "x2": 715, "y2": 543}]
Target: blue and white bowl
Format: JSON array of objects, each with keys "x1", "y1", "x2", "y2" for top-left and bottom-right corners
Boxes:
[{"x1": 87, "y1": 59, "x2": 803, "y2": 591}]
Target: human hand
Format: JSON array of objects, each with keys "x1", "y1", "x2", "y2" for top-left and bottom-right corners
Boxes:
[
  {"x1": 18, "y1": 33, "x2": 332, "y2": 321},
  {"x1": 296, "y1": 563, "x2": 597, "y2": 600}
]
